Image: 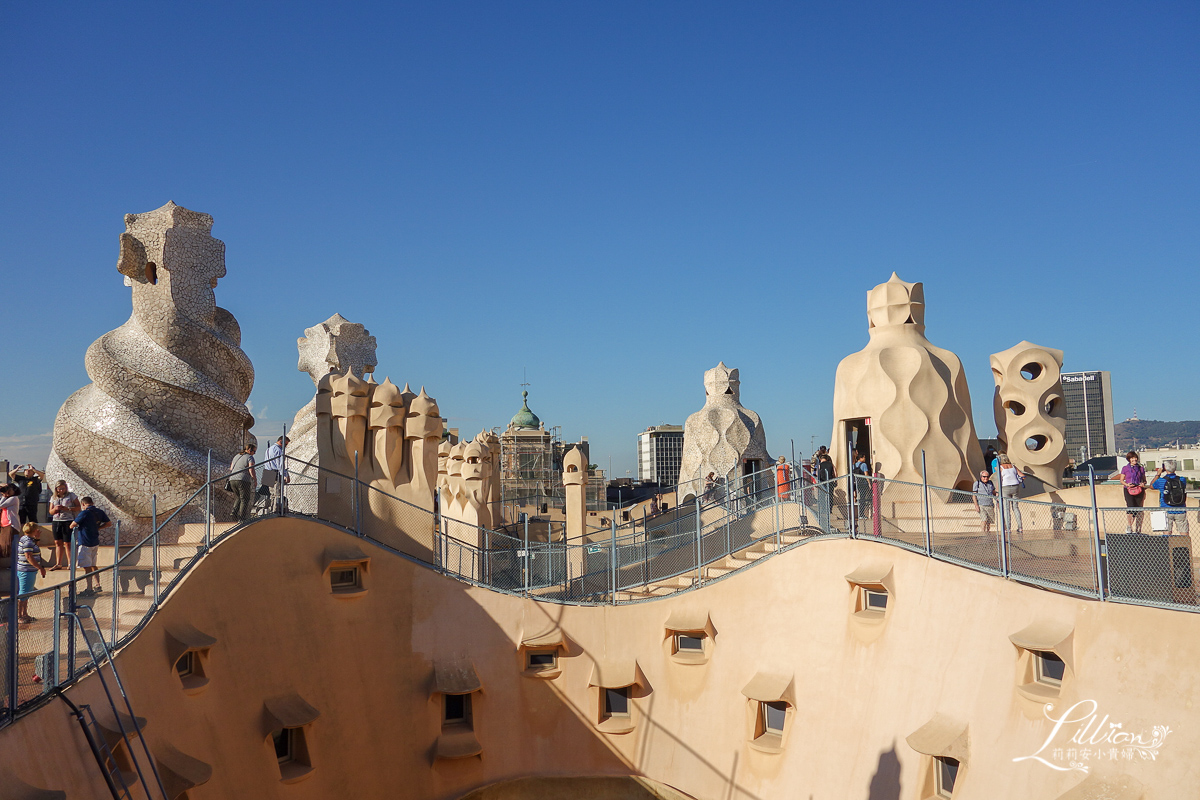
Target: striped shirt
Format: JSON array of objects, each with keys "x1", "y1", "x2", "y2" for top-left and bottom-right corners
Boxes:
[{"x1": 17, "y1": 535, "x2": 41, "y2": 572}]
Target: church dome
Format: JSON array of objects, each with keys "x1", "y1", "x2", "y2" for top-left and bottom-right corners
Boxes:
[{"x1": 509, "y1": 391, "x2": 542, "y2": 430}]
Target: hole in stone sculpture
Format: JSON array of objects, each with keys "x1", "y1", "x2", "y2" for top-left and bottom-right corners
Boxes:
[
  {"x1": 1026, "y1": 435, "x2": 1048, "y2": 452},
  {"x1": 1020, "y1": 363, "x2": 1042, "y2": 381},
  {"x1": 145, "y1": 262, "x2": 157, "y2": 284},
  {"x1": 904, "y1": 314, "x2": 915, "y2": 325},
  {"x1": 724, "y1": 388, "x2": 733, "y2": 395},
  {"x1": 1004, "y1": 401, "x2": 1026, "y2": 416},
  {"x1": 1044, "y1": 398, "x2": 1058, "y2": 415}
]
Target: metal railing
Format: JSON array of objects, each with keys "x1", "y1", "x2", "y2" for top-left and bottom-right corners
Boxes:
[{"x1": 4, "y1": 455, "x2": 1197, "y2": 729}]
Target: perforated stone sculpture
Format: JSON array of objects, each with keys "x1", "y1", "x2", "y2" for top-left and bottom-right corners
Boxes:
[
  {"x1": 990, "y1": 342, "x2": 1068, "y2": 489},
  {"x1": 831, "y1": 273, "x2": 983, "y2": 490},
  {"x1": 47, "y1": 202, "x2": 254, "y2": 537},
  {"x1": 677, "y1": 363, "x2": 772, "y2": 503}
]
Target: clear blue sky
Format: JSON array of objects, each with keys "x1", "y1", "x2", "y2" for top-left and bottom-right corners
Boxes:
[{"x1": 2, "y1": 2, "x2": 1197, "y2": 476}]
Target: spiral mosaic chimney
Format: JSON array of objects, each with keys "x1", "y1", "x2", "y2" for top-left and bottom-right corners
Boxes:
[{"x1": 46, "y1": 202, "x2": 255, "y2": 536}]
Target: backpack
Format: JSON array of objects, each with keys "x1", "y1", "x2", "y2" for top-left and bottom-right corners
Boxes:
[{"x1": 1163, "y1": 475, "x2": 1187, "y2": 507}]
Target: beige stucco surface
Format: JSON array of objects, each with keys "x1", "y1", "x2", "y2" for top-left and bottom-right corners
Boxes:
[{"x1": 2, "y1": 516, "x2": 1197, "y2": 799}]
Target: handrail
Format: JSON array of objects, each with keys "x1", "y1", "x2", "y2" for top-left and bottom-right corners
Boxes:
[
  {"x1": 62, "y1": 608, "x2": 169, "y2": 799},
  {"x1": 4, "y1": 454, "x2": 1196, "y2": 732}
]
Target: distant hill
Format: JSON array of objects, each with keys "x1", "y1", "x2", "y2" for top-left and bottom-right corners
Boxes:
[{"x1": 1116, "y1": 420, "x2": 1200, "y2": 451}]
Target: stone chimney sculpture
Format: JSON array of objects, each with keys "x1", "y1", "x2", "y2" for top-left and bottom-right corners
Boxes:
[
  {"x1": 288, "y1": 314, "x2": 378, "y2": 497},
  {"x1": 830, "y1": 273, "x2": 983, "y2": 489},
  {"x1": 990, "y1": 342, "x2": 1068, "y2": 489},
  {"x1": 312, "y1": 366, "x2": 446, "y2": 559},
  {"x1": 47, "y1": 202, "x2": 254, "y2": 537},
  {"x1": 677, "y1": 362, "x2": 772, "y2": 503},
  {"x1": 563, "y1": 445, "x2": 587, "y2": 542}
]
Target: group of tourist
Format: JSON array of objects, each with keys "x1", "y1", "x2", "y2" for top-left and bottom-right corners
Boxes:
[
  {"x1": 970, "y1": 448, "x2": 1190, "y2": 536},
  {"x1": 972, "y1": 449, "x2": 1026, "y2": 534},
  {"x1": 1116, "y1": 452, "x2": 1189, "y2": 534},
  {"x1": 227, "y1": 437, "x2": 290, "y2": 522},
  {"x1": 1, "y1": 466, "x2": 112, "y2": 622}
]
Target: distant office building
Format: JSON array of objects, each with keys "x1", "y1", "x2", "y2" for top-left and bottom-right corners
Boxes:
[
  {"x1": 637, "y1": 424, "x2": 684, "y2": 485},
  {"x1": 1061, "y1": 371, "x2": 1116, "y2": 462}
]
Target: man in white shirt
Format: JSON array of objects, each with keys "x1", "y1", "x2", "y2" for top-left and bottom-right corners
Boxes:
[{"x1": 261, "y1": 436, "x2": 290, "y2": 512}]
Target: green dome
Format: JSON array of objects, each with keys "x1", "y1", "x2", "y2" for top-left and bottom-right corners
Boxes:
[{"x1": 510, "y1": 390, "x2": 541, "y2": 429}]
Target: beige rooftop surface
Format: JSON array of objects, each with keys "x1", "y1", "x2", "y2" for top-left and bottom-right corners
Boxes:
[{"x1": 0, "y1": 515, "x2": 1194, "y2": 798}]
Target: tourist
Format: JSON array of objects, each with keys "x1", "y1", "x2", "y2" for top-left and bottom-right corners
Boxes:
[
  {"x1": 649, "y1": 496, "x2": 660, "y2": 516},
  {"x1": 816, "y1": 453, "x2": 836, "y2": 532},
  {"x1": 8, "y1": 465, "x2": 45, "y2": 526},
  {"x1": 0, "y1": 483, "x2": 20, "y2": 558},
  {"x1": 229, "y1": 443, "x2": 258, "y2": 522},
  {"x1": 776, "y1": 456, "x2": 792, "y2": 501},
  {"x1": 48, "y1": 480, "x2": 81, "y2": 570},
  {"x1": 261, "y1": 436, "x2": 290, "y2": 513},
  {"x1": 984, "y1": 444, "x2": 998, "y2": 468},
  {"x1": 1151, "y1": 460, "x2": 1189, "y2": 535},
  {"x1": 69, "y1": 496, "x2": 110, "y2": 596},
  {"x1": 853, "y1": 453, "x2": 871, "y2": 521},
  {"x1": 973, "y1": 470, "x2": 997, "y2": 533},
  {"x1": 15, "y1": 523, "x2": 47, "y2": 622},
  {"x1": 1118, "y1": 452, "x2": 1148, "y2": 534},
  {"x1": 998, "y1": 455, "x2": 1024, "y2": 535}
]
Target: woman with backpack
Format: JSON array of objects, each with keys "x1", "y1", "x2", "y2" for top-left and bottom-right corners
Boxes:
[{"x1": 1118, "y1": 451, "x2": 1148, "y2": 533}]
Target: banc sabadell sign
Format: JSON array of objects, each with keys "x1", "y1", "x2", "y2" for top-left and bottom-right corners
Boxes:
[{"x1": 1062, "y1": 373, "x2": 1099, "y2": 384}]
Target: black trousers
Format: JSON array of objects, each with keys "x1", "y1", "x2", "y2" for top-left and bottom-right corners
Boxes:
[{"x1": 18, "y1": 504, "x2": 37, "y2": 526}]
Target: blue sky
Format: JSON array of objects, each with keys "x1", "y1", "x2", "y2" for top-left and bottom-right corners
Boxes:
[{"x1": 2, "y1": 2, "x2": 1197, "y2": 475}]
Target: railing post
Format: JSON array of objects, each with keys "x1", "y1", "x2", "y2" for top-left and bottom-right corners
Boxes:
[
  {"x1": 1089, "y1": 466, "x2": 1105, "y2": 600},
  {"x1": 523, "y1": 514, "x2": 530, "y2": 597},
  {"x1": 111, "y1": 521, "x2": 120, "y2": 645},
  {"x1": 609, "y1": 515, "x2": 618, "y2": 605},
  {"x1": 694, "y1": 495, "x2": 703, "y2": 587},
  {"x1": 67, "y1": 523, "x2": 77, "y2": 681},
  {"x1": 205, "y1": 449, "x2": 212, "y2": 549},
  {"x1": 280, "y1": 424, "x2": 288, "y2": 517},
  {"x1": 921, "y1": 450, "x2": 932, "y2": 556},
  {"x1": 998, "y1": 473, "x2": 1009, "y2": 578},
  {"x1": 354, "y1": 452, "x2": 362, "y2": 536},
  {"x1": 151, "y1": 494, "x2": 159, "y2": 608},
  {"x1": 52, "y1": 587, "x2": 62, "y2": 690}
]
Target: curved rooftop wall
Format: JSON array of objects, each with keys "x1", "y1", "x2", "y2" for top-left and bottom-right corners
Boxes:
[{"x1": 1, "y1": 516, "x2": 1196, "y2": 798}]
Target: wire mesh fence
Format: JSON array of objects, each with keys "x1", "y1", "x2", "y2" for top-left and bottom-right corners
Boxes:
[
  {"x1": 4, "y1": 452, "x2": 1199, "y2": 729},
  {"x1": 1003, "y1": 497, "x2": 1101, "y2": 597}
]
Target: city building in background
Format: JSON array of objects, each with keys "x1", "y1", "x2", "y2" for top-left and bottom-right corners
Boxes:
[
  {"x1": 1061, "y1": 370, "x2": 1116, "y2": 462},
  {"x1": 1139, "y1": 444, "x2": 1200, "y2": 488},
  {"x1": 637, "y1": 424, "x2": 684, "y2": 486},
  {"x1": 499, "y1": 390, "x2": 605, "y2": 510}
]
